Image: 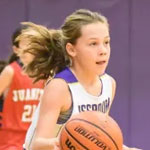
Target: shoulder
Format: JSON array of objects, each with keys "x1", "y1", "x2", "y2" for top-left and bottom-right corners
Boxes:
[
  {"x1": 104, "y1": 74, "x2": 116, "y2": 88},
  {"x1": 43, "y1": 78, "x2": 71, "y2": 111},
  {"x1": 0, "y1": 65, "x2": 15, "y2": 95},
  {"x1": 109, "y1": 75, "x2": 116, "y2": 89},
  {"x1": 46, "y1": 78, "x2": 69, "y2": 92},
  {"x1": 104, "y1": 74, "x2": 116, "y2": 100},
  {"x1": 0, "y1": 65, "x2": 14, "y2": 77}
]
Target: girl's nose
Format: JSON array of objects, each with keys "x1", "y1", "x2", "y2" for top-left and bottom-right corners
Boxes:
[{"x1": 98, "y1": 45, "x2": 107, "y2": 56}]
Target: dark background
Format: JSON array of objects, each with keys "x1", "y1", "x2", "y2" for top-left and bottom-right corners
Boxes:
[{"x1": 0, "y1": 0, "x2": 149, "y2": 149}]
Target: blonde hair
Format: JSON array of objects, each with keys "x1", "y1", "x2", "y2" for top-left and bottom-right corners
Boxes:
[
  {"x1": 62, "y1": 9, "x2": 109, "y2": 45},
  {"x1": 17, "y1": 9, "x2": 109, "y2": 82},
  {"x1": 16, "y1": 22, "x2": 69, "y2": 82}
]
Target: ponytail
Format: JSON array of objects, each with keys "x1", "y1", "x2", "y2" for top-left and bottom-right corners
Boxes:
[{"x1": 16, "y1": 22, "x2": 70, "y2": 82}]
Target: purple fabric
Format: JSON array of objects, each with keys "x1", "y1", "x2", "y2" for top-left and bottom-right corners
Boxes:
[{"x1": 54, "y1": 67, "x2": 77, "y2": 83}]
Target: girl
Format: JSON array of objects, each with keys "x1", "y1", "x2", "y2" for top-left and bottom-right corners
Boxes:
[
  {"x1": 0, "y1": 25, "x2": 44, "y2": 150},
  {"x1": 18, "y1": 9, "x2": 141, "y2": 150}
]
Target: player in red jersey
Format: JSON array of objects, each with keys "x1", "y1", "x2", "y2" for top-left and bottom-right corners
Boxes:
[
  {"x1": 0, "y1": 25, "x2": 44, "y2": 150},
  {"x1": 0, "y1": 60, "x2": 7, "y2": 128}
]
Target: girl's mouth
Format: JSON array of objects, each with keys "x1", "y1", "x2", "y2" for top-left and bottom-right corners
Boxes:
[{"x1": 96, "y1": 61, "x2": 106, "y2": 65}]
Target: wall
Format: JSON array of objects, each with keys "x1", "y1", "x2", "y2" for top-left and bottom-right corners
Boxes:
[{"x1": 0, "y1": 0, "x2": 149, "y2": 149}]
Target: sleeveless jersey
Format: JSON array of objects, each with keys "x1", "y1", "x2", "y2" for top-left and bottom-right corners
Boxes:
[
  {"x1": 0, "y1": 61, "x2": 44, "y2": 150},
  {"x1": 24, "y1": 67, "x2": 113, "y2": 150},
  {"x1": 0, "y1": 95, "x2": 4, "y2": 128}
]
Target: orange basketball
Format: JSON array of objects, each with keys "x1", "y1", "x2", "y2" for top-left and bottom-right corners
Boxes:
[{"x1": 59, "y1": 111, "x2": 123, "y2": 150}]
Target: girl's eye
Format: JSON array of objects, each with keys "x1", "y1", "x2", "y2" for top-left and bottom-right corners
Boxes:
[
  {"x1": 104, "y1": 41, "x2": 110, "y2": 45},
  {"x1": 90, "y1": 42, "x2": 97, "y2": 46}
]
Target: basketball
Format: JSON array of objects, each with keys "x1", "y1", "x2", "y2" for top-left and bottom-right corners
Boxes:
[{"x1": 59, "y1": 111, "x2": 123, "y2": 150}]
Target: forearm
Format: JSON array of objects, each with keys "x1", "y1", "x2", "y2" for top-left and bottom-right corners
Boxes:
[{"x1": 30, "y1": 137, "x2": 59, "y2": 150}]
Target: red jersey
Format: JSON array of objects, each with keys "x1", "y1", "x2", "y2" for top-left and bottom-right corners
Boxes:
[{"x1": 0, "y1": 61, "x2": 44, "y2": 150}]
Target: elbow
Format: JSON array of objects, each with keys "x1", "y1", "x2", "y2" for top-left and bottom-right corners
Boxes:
[
  {"x1": 30, "y1": 143, "x2": 37, "y2": 150},
  {"x1": 30, "y1": 137, "x2": 54, "y2": 150},
  {"x1": 29, "y1": 138, "x2": 40, "y2": 150}
]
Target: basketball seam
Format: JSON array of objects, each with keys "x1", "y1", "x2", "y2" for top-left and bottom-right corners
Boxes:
[
  {"x1": 67, "y1": 118, "x2": 119, "y2": 150},
  {"x1": 64, "y1": 126, "x2": 89, "y2": 150}
]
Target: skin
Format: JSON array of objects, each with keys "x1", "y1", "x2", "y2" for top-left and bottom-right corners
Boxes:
[
  {"x1": 0, "y1": 65, "x2": 14, "y2": 97},
  {"x1": 67, "y1": 22, "x2": 111, "y2": 96},
  {"x1": 31, "y1": 22, "x2": 115, "y2": 150},
  {"x1": 0, "y1": 39, "x2": 35, "y2": 97},
  {"x1": 17, "y1": 39, "x2": 35, "y2": 67},
  {"x1": 28, "y1": 22, "x2": 142, "y2": 150}
]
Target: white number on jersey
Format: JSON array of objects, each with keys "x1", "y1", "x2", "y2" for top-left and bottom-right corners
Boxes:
[{"x1": 22, "y1": 104, "x2": 37, "y2": 122}]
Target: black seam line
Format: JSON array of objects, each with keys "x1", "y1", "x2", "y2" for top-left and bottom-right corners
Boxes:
[
  {"x1": 67, "y1": 118, "x2": 119, "y2": 150},
  {"x1": 65, "y1": 126, "x2": 89, "y2": 150}
]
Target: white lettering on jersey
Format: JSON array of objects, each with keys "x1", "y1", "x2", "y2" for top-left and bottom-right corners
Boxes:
[{"x1": 13, "y1": 88, "x2": 43, "y2": 102}]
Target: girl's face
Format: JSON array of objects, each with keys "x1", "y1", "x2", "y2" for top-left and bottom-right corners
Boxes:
[
  {"x1": 17, "y1": 39, "x2": 34, "y2": 66},
  {"x1": 67, "y1": 22, "x2": 110, "y2": 76}
]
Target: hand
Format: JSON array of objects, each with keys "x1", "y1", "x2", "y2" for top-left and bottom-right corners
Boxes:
[
  {"x1": 50, "y1": 138, "x2": 61, "y2": 150},
  {"x1": 123, "y1": 145, "x2": 143, "y2": 150}
]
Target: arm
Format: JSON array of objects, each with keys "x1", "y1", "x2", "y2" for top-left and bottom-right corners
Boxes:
[
  {"x1": 0, "y1": 65, "x2": 14, "y2": 96},
  {"x1": 31, "y1": 78, "x2": 71, "y2": 150}
]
